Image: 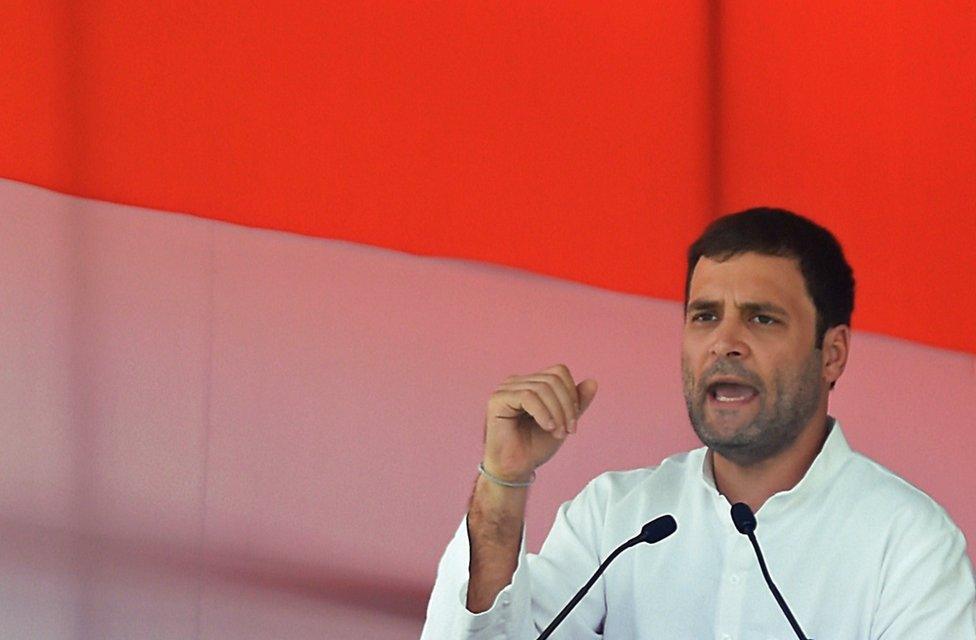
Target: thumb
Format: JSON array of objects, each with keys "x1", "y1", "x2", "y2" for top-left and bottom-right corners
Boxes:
[{"x1": 576, "y1": 378, "x2": 599, "y2": 415}]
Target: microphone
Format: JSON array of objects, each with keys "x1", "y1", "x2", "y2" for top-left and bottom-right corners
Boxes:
[
  {"x1": 535, "y1": 514, "x2": 677, "y2": 640},
  {"x1": 730, "y1": 503, "x2": 811, "y2": 640}
]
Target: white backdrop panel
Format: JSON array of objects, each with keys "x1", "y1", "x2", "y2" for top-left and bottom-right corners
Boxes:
[{"x1": 1, "y1": 178, "x2": 973, "y2": 639}]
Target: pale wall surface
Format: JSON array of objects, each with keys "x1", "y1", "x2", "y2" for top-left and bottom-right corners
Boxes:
[{"x1": 1, "y1": 179, "x2": 973, "y2": 639}]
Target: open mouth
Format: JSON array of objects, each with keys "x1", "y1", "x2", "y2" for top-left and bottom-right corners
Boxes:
[{"x1": 706, "y1": 381, "x2": 759, "y2": 404}]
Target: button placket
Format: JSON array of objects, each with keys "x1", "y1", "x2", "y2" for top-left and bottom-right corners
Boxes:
[{"x1": 715, "y1": 527, "x2": 746, "y2": 640}]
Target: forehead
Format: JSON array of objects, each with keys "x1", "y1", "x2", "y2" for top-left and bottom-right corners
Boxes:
[{"x1": 688, "y1": 253, "x2": 813, "y2": 313}]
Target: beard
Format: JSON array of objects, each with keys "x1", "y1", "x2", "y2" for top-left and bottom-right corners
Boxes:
[{"x1": 682, "y1": 351, "x2": 823, "y2": 466}]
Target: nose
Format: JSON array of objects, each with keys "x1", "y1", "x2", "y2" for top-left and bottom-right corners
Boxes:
[{"x1": 709, "y1": 318, "x2": 750, "y2": 359}]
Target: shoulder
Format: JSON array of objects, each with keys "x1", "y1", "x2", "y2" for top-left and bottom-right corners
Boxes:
[
  {"x1": 571, "y1": 447, "x2": 704, "y2": 511},
  {"x1": 830, "y1": 449, "x2": 966, "y2": 565},
  {"x1": 550, "y1": 448, "x2": 703, "y2": 554},
  {"x1": 840, "y1": 449, "x2": 957, "y2": 527},
  {"x1": 835, "y1": 453, "x2": 976, "y2": 633}
]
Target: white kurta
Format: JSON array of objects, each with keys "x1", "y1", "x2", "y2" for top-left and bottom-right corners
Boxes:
[{"x1": 421, "y1": 422, "x2": 976, "y2": 639}]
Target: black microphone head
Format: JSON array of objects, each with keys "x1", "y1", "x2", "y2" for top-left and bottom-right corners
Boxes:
[
  {"x1": 638, "y1": 514, "x2": 677, "y2": 544},
  {"x1": 730, "y1": 502, "x2": 757, "y2": 535}
]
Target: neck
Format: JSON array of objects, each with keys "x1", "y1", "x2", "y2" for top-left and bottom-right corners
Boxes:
[{"x1": 711, "y1": 414, "x2": 833, "y2": 513}]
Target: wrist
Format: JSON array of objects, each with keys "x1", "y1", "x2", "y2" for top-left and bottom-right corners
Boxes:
[
  {"x1": 469, "y1": 476, "x2": 527, "y2": 539},
  {"x1": 478, "y1": 461, "x2": 536, "y2": 488}
]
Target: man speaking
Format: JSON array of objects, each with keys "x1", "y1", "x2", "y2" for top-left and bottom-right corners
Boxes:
[{"x1": 421, "y1": 208, "x2": 976, "y2": 638}]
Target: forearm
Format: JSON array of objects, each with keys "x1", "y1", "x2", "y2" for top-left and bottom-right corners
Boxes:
[{"x1": 465, "y1": 474, "x2": 529, "y2": 612}]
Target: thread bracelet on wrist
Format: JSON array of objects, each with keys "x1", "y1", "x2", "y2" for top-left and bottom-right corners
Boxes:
[{"x1": 478, "y1": 462, "x2": 536, "y2": 488}]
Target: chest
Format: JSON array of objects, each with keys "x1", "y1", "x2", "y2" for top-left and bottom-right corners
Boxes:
[{"x1": 598, "y1": 503, "x2": 881, "y2": 638}]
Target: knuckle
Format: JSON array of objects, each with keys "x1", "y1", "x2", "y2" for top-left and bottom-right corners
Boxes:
[
  {"x1": 491, "y1": 383, "x2": 513, "y2": 398},
  {"x1": 528, "y1": 380, "x2": 551, "y2": 395},
  {"x1": 544, "y1": 375, "x2": 570, "y2": 397},
  {"x1": 537, "y1": 372, "x2": 559, "y2": 386}
]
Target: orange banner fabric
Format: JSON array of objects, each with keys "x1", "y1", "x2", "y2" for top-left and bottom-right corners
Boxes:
[{"x1": 1, "y1": 2, "x2": 972, "y2": 353}]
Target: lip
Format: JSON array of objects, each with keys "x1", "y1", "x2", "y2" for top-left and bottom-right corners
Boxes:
[
  {"x1": 706, "y1": 391, "x2": 758, "y2": 407},
  {"x1": 704, "y1": 377, "x2": 760, "y2": 405},
  {"x1": 705, "y1": 376, "x2": 759, "y2": 392}
]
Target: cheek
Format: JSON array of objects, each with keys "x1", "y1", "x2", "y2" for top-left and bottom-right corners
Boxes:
[
  {"x1": 757, "y1": 348, "x2": 814, "y2": 391},
  {"x1": 681, "y1": 336, "x2": 704, "y2": 363},
  {"x1": 680, "y1": 346, "x2": 697, "y2": 376},
  {"x1": 680, "y1": 349, "x2": 705, "y2": 394}
]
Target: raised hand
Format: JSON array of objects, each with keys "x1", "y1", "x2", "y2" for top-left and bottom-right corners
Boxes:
[{"x1": 482, "y1": 364, "x2": 599, "y2": 483}]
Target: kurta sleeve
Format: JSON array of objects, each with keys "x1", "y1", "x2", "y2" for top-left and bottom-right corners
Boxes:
[
  {"x1": 872, "y1": 505, "x2": 976, "y2": 639},
  {"x1": 419, "y1": 515, "x2": 534, "y2": 639},
  {"x1": 421, "y1": 477, "x2": 612, "y2": 639}
]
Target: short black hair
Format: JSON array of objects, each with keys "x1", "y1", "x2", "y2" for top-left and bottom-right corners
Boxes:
[{"x1": 685, "y1": 207, "x2": 855, "y2": 349}]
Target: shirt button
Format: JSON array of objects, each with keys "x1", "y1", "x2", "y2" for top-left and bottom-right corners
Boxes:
[
  {"x1": 730, "y1": 574, "x2": 740, "y2": 584},
  {"x1": 721, "y1": 634, "x2": 732, "y2": 640}
]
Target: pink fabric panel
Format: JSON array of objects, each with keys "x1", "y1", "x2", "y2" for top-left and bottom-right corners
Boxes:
[
  {"x1": 1, "y1": 178, "x2": 973, "y2": 638},
  {"x1": 833, "y1": 337, "x2": 976, "y2": 538}
]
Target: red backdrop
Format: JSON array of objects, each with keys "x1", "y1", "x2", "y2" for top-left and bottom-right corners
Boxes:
[{"x1": 1, "y1": 2, "x2": 973, "y2": 353}]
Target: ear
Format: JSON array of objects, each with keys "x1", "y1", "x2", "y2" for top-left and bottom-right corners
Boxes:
[{"x1": 821, "y1": 324, "x2": 851, "y2": 389}]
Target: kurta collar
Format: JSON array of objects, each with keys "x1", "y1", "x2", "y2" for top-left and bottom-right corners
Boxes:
[{"x1": 697, "y1": 417, "x2": 854, "y2": 513}]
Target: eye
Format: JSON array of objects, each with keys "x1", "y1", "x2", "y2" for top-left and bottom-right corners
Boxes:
[
  {"x1": 751, "y1": 314, "x2": 778, "y2": 325},
  {"x1": 689, "y1": 312, "x2": 717, "y2": 323}
]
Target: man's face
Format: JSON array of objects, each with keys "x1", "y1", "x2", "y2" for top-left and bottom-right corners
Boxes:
[{"x1": 681, "y1": 252, "x2": 825, "y2": 466}]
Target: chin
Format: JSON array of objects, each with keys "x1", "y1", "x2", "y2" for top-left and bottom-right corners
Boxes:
[{"x1": 691, "y1": 414, "x2": 768, "y2": 459}]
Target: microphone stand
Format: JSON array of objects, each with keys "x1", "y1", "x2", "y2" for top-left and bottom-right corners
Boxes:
[
  {"x1": 744, "y1": 529, "x2": 809, "y2": 640},
  {"x1": 535, "y1": 514, "x2": 677, "y2": 640},
  {"x1": 731, "y1": 502, "x2": 811, "y2": 640}
]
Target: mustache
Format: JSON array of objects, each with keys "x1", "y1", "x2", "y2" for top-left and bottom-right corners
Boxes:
[{"x1": 696, "y1": 361, "x2": 764, "y2": 394}]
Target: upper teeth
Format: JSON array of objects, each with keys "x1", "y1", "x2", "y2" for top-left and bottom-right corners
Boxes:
[{"x1": 716, "y1": 393, "x2": 744, "y2": 402}]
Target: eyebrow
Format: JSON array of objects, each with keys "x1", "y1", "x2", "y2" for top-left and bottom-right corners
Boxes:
[{"x1": 686, "y1": 299, "x2": 791, "y2": 317}]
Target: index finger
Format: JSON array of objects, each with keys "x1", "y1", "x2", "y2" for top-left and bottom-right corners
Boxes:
[{"x1": 543, "y1": 364, "x2": 579, "y2": 411}]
